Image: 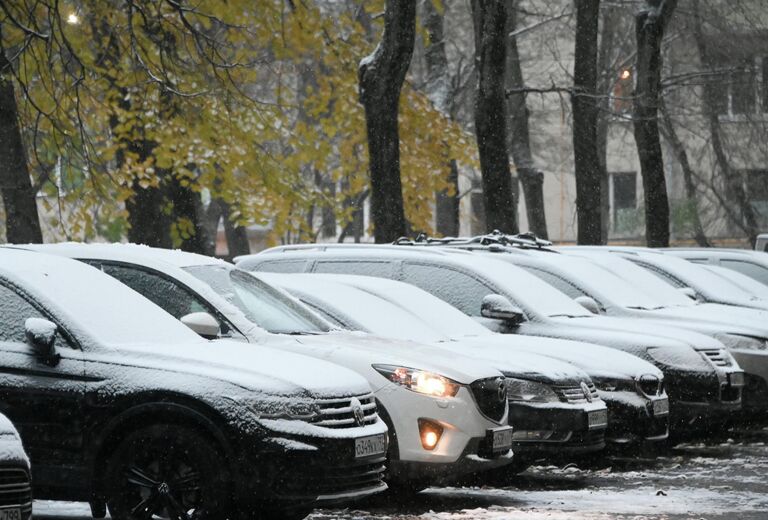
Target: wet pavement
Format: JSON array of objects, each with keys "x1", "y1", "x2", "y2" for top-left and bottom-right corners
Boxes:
[{"x1": 35, "y1": 427, "x2": 768, "y2": 520}]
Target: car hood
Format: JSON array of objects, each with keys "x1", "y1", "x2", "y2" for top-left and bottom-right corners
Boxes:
[
  {"x1": 285, "y1": 330, "x2": 504, "y2": 389},
  {"x1": 454, "y1": 334, "x2": 662, "y2": 381},
  {"x1": 549, "y1": 315, "x2": 726, "y2": 351},
  {"x1": 0, "y1": 414, "x2": 29, "y2": 468},
  {"x1": 428, "y1": 336, "x2": 593, "y2": 385},
  {"x1": 106, "y1": 339, "x2": 373, "y2": 399},
  {"x1": 648, "y1": 304, "x2": 768, "y2": 339}
]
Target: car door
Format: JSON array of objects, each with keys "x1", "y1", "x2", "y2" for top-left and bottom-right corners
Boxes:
[{"x1": 0, "y1": 281, "x2": 86, "y2": 485}]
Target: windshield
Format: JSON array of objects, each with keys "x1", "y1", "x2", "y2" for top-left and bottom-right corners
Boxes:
[
  {"x1": 573, "y1": 253, "x2": 695, "y2": 308},
  {"x1": 638, "y1": 254, "x2": 761, "y2": 303},
  {"x1": 702, "y1": 265, "x2": 768, "y2": 300},
  {"x1": 185, "y1": 265, "x2": 330, "y2": 334}
]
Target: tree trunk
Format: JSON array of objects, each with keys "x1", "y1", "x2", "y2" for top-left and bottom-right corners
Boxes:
[
  {"x1": 472, "y1": 0, "x2": 518, "y2": 234},
  {"x1": 692, "y1": 1, "x2": 759, "y2": 245},
  {"x1": 504, "y1": 0, "x2": 548, "y2": 239},
  {"x1": 358, "y1": 0, "x2": 415, "y2": 243},
  {"x1": 422, "y1": 0, "x2": 460, "y2": 237},
  {"x1": 596, "y1": 5, "x2": 620, "y2": 243},
  {"x1": 0, "y1": 39, "x2": 43, "y2": 244},
  {"x1": 572, "y1": 0, "x2": 603, "y2": 245},
  {"x1": 659, "y1": 97, "x2": 710, "y2": 246},
  {"x1": 633, "y1": 0, "x2": 677, "y2": 248}
]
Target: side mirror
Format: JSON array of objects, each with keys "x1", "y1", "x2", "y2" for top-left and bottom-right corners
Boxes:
[
  {"x1": 25, "y1": 318, "x2": 60, "y2": 366},
  {"x1": 181, "y1": 312, "x2": 221, "y2": 339},
  {"x1": 678, "y1": 287, "x2": 697, "y2": 300},
  {"x1": 481, "y1": 294, "x2": 525, "y2": 323},
  {"x1": 574, "y1": 296, "x2": 601, "y2": 314}
]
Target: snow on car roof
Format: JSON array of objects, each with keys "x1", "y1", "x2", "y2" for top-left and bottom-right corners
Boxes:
[
  {"x1": 16, "y1": 242, "x2": 227, "y2": 269},
  {"x1": 241, "y1": 245, "x2": 594, "y2": 319},
  {"x1": 0, "y1": 248, "x2": 204, "y2": 347}
]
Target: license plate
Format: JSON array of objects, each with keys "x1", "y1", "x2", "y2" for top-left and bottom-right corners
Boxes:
[
  {"x1": 489, "y1": 426, "x2": 514, "y2": 452},
  {"x1": 729, "y1": 372, "x2": 745, "y2": 387},
  {"x1": 587, "y1": 409, "x2": 608, "y2": 429},
  {"x1": 0, "y1": 509, "x2": 20, "y2": 520},
  {"x1": 354, "y1": 433, "x2": 387, "y2": 458},
  {"x1": 652, "y1": 398, "x2": 670, "y2": 416}
]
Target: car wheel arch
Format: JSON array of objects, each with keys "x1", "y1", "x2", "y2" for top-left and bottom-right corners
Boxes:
[{"x1": 87, "y1": 395, "x2": 235, "y2": 499}]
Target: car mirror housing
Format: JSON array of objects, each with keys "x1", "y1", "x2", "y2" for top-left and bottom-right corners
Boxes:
[
  {"x1": 574, "y1": 296, "x2": 601, "y2": 314},
  {"x1": 481, "y1": 294, "x2": 525, "y2": 323},
  {"x1": 181, "y1": 312, "x2": 221, "y2": 339},
  {"x1": 25, "y1": 318, "x2": 60, "y2": 366}
]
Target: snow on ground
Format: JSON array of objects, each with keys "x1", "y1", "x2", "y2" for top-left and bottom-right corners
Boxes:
[{"x1": 34, "y1": 428, "x2": 768, "y2": 519}]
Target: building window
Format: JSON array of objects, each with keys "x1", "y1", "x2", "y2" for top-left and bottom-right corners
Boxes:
[
  {"x1": 612, "y1": 171, "x2": 638, "y2": 235},
  {"x1": 746, "y1": 169, "x2": 768, "y2": 225},
  {"x1": 711, "y1": 55, "x2": 767, "y2": 117},
  {"x1": 612, "y1": 69, "x2": 633, "y2": 115}
]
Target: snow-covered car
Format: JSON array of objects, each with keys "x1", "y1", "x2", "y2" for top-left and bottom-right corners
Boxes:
[
  {"x1": 24, "y1": 243, "x2": 515, "y2": 490},
  {"x1": 0, "y1": 413, "x2": 32, "y2": 520},
  {"x1": 236, "y1": 244, "x2": 743, "y2": 432},
  {"x1": 0, "y1": 247, "x2": 389, "y2": 520},
  {"x1": 699, "y1": 264, "x2": 768, "y2": 300},
  {"x1": 547, "y1": 246, "x2": 768, "y2": 414},
  {"x1": 259, "y1": 272, "x2": 620, "y2": 461},
  {"x1": 596, "y1": 247, "x2": 768, "y2": 312},
  {"x1": 664, "y1": 248, "x2": 768, "y2": 287}
]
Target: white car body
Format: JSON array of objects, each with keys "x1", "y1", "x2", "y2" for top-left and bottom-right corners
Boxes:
[
  {"x1": 23, "y1": 243, "x2": 514, "y2": 484},
  {"x1": 664, "y1": 247, "x2": 768, "y2": 288}
]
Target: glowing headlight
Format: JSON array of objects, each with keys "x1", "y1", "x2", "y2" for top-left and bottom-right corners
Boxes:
[
  {"x1": 373, "y1": 365, "x2": 460, "y2": 398},
  {"x1": 505, "y1": 378, "x2": 559, "y2": 403}
]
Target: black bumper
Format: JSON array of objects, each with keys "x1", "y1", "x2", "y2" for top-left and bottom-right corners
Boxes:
[
  {"x1": 232, "y1": 431, "x2": 387, "y2": 509},
  {"x1": 665, "y1": 371, "x2": 743, "y2": 429},
  {"x1": 600, "y1": 392, "x2": 669, "y2": 445},
  {"x1": 508, "y1": 402, "x2": 606, "y2": 457}
]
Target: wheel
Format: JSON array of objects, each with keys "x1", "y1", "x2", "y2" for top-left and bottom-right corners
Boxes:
[{"x1": 105, "y1": 424, "x2": 229, "y2": 520}]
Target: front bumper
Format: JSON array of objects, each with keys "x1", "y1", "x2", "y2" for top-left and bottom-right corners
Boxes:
[
  {"x1": 0, "y1": 464, "x2": 32, "y2": 520},
  {"x1": 664, "y1": 368, "x2": 744, "y2": 429},
  {"x1": 599, "y1": 391, "x2": 669, "y2": 444},
  {"x1": 508, "y1": 400, "x2": 607, "y2": 457},
  {"x1": 232, "y1": 420, "x2": 388, "y2": 509}
]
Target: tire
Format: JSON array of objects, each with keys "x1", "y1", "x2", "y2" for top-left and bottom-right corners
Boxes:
[{"x1": 105, "y1": 424, "x2": 229, "y2": 520}]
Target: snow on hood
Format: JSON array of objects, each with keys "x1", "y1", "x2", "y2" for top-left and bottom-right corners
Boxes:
[
  {"x1": 0, "y1": 413, "x2": 28, "y2": 468},
  {"x1": 457, "y1": 334, "x2": 663, "y2": 381},
  {"x1": 0, "y1": 249, "x2": 371, "y2": 399},
  {"x1": 109, "y1": 339, "x2": 373, "y2": 398},
  {"x1": 291, "y1": 331, "x2": 504, "y2": 387},
  {"x1": 650, "y1": 303, "x2": 768, "y2": 340}
]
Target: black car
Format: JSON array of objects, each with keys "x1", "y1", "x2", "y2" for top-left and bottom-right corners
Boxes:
[
  {"x1": 0, "y1": 413, "x2": 32, "y2": 520},
  {"x1": 0, "y1": 248, "x2": 388, "y2": 519}
]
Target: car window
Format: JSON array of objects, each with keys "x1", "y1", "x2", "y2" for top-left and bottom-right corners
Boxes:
[
  {"x1": 400, "y1": 262, "x2": 494, "y2": 316},
  {"x1": 522, "y1": 266, "x2": 590, "y2": 300},
  {"x1": 255, "y1": 259, "x2": 308, "y2": 273},
  {"x1": 721, "y1": 259, "x2": 768, "y2": 287},
  {"x1": 101, "y1": 263, "x2": 209, "y2": 319},
  {"x1": 314, "y1": 260, "x2": 393, "y2": 277},
  {"x1": 0, "y1": 283, "x2": 72, "y2": 347},
  {"x1": 300, "y1": 299, "x2": 350, "y2": 329},
  {"x1": 629, "y1": 260, "x2": 686, "y2": 288}
]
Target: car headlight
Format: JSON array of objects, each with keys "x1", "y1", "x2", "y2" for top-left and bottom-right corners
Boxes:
[
  {"x1": 505, "y1": 378, "x2": 559, "y2": 403},
  {"x1": 713, "y1": 333, "x2": 767, "y2": 351},
  {"x1": 373, "y1": 365, "x2": 460, "y2": 398}
]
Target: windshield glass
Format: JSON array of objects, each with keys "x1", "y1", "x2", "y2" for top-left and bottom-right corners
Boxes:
[
  {"x1": 573, "y1": 253, "x2": 695, "y2": 307},
  {"x1": 702, "y1": 265, "x2": 768, "y2": 300},
  {"x1": 643, "y1": 255, "x2": 761, "y2": 303},
  {"x1": 185, "y1": 266, "x2": 330, "y2": 334}
]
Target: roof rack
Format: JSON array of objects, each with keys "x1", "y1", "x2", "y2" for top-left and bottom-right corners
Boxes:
[{"x1": 393, "y1": 230, "x2": 553, "y2": 249}]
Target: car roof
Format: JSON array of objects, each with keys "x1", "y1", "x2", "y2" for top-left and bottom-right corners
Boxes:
[{"x1": 14, "y1": 242, "x2": 226, "y2": 269}]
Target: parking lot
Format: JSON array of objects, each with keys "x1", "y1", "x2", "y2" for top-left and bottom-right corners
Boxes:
[{"x1": 34, "y1": 426, "x2": 768, "y2": 520}]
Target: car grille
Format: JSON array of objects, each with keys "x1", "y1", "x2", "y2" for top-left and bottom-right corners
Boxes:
[
  {"x1": 312, "y1": 393, "x2": 378, "y2": 429},
  {"x1": 556, "y1": 382, "x2": 599, "y2": 404},
  {"x1": 0, "y1": 468, "x2": 31, "y2": 516},
  {"x1": 470, "y1": 378, "x2": 507, "y2": 422},
  {"x1": 701, "y1": 349, "x2": 732, "y2": 367},
  {"x1": 637, "y1": 374, "x2": 664, "y2": 397}
]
